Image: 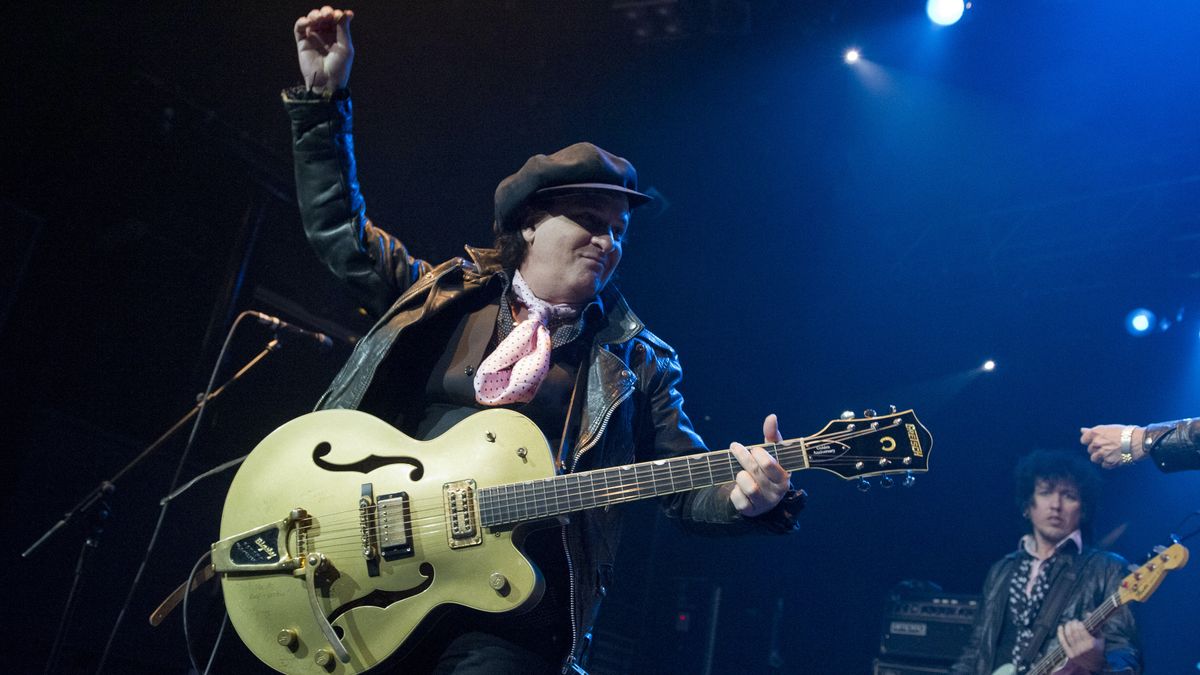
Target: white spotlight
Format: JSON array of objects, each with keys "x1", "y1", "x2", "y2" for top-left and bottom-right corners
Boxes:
[
  {"x1": 1126, "y1": 308, "x2": 1156, "y2": 337},
  {"x1": 927, "y1": 0, "x2": 965, "y2": 26},
  {"x1": 844, "y1": 48, "x2": 860, "y2": 64},
  {"x1": 982, "y1": 359, "x2": 996, "y2": 372}
]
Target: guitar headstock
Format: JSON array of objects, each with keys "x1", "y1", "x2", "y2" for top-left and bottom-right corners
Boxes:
[
  {"x1": 1118, "y1": 542, "x2": 1189, "y2": 605},
  {"x1": 803, "y1": 408, "x2": 932, "y2": 484}
]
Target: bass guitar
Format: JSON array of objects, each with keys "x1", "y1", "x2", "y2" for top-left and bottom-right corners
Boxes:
[
  {"x1": 212, "y1": 407, "x2": 931, "y2": 674},
  {"x1": 993, "y1": 542, "x2": 1188, "y2": 675}
]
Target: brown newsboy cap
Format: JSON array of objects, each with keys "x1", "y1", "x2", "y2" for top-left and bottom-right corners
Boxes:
[{"x1": 493, "y1": 142, "x2": 653, "y2": 232}]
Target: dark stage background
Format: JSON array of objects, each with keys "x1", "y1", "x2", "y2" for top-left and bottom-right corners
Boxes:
[{"x1": 5, "y1": 1, "x2": 1199, "y2": 673}]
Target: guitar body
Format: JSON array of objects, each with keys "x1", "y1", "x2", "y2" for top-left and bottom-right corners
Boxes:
[
  {"x1": 218, "y1": 408, "x2": 555, "y2": 674},
  {"x1": 213, "y1": 406, "x2": 934, "y2": 674}
]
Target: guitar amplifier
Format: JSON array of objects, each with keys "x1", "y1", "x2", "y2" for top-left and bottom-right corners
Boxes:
[
  {"x1": 879, "y1": 586, "x2": 980, "y2": 662},
  {"x1": 873, "y1": 658, "x2": 952, "y2": 675}
]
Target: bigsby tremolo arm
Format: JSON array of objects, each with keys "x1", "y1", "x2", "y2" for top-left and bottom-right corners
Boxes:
[{"x1": 211, "y1": 508, "x2": 307, "y2": 574}]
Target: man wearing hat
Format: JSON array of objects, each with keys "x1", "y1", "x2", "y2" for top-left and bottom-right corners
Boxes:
[{"x1": 282, "y1": 8, "x2": 801, "y2": 673}]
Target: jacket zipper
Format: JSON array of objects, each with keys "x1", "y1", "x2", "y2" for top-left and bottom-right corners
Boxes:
[{"x1": 560, "y1": 383, "x2": 634, "y2": 674}]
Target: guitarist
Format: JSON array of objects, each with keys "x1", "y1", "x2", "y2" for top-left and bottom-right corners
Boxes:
[
  {"x1": 283, "y1": 7, "x2": 802, "y2": 674},
  {"x1": 950, "y1": 450, "x2": 1141, "y2": 675}
]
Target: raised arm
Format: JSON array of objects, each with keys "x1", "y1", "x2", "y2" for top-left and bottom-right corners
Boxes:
[{"x1": 285, "y1": 7, "x2": 432, "y2": 317}]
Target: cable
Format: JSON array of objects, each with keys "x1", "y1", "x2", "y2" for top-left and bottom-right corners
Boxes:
[
  {"x1": 96, "y1": 311, "x2": 258, "y2": 674},
  {"x1": 181, "y1": 550, "x2": 213, "y2": 675},
  {"x1": 203, "y1": 612, "x2": 229, "y2": 675}
]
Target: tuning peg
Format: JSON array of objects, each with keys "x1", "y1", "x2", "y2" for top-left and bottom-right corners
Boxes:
[
  {"x1": 902, "y1": 471, "x2": 916, "y2": 488},
  {"x1": 840, "y1": 410, "x2": 855, "y2": 420},
  {"x1": 863, "y1": 409, "x2": 877, "y2": 418},
  {"x1": 889, "y1": 404, "x2": 897, "y2": 413},
  {"x1": 857, "y1": 478, "x2": 871, "y2": 493},
  {"x1": 880, "y1": 475, "x2": 895, "y2": 488},
  {"x1": 1152, "y1": 545, "x2": 1167, "y2": 554},
  {"x1": 1127, "y1": 563, "x2": 1140, "y2": 573}
]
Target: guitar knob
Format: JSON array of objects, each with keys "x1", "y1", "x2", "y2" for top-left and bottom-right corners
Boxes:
[
  {"x1": 277, "y1": 628, "x2": 298, "y2": 650},
  {"x1": 903, "y1": 471, "x2": 916, "y2": 488},
  {"x1": 840, "y1": 410, "x2": 855, "y2": 420},
  {"x1": 857, "y1": 478, "x2": 871, "y2": 492},
  {"x1": 863, "y1": 409, "x2": 877, "y2": 418},
  {"x1": 489, "y1": 572, "x2": 510, "y2": 594},
  {"x1": 880, "y1": 476, "x2": 895, "y2": 488}
]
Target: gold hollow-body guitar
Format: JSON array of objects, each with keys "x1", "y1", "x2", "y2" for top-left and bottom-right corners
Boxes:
[
  {"x1": 214, "y1": 407, "x2": 931, "y2": 674},
  {"x1": 992, "y1": 542, "x2": 1188, "y2": 675}
]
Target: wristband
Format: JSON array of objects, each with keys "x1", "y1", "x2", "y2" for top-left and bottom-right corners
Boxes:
[{"x1": 1120, "y1": 425, "x2": 1134, "y2": 464}]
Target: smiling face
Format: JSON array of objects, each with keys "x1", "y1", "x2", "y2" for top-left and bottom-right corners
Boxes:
[
  {"x1": 1026, "y1": 478, "x2": 1083, "y2": 548},
  {"x1": 517, "y1": 192, "x2": 631, "y2": 304}
]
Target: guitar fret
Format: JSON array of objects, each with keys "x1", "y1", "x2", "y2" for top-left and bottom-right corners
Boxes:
[
  {"x1": 528, "y1": 479, "x2": 544, "y2": 520},
  {"x1": 581, "y1": 472, "x2": 598, "y2": 510},
  {"x1": 553, "y1": 470, "x2": 568, "y2": 517}
]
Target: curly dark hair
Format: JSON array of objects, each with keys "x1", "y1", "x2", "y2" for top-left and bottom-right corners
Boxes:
[{"x1": 1013, "y1": 449, "x2": 1101, "y2": 532}]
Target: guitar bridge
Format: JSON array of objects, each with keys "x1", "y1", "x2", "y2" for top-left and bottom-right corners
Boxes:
[
  {"x1": 443, "y1": 480, "x2": 481, "y2": 549},
  {"x1": 211, "y1": 508, "x2": 306, "y2": 573}
]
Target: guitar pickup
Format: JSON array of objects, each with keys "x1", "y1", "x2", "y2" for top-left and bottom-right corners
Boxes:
[
  {"x1": 376, "y1": 491, "x2": 414, "y2": 561},
  {"x1": 443, "y1": 480, "x2": 481, "y2": 549},
  {"x1": 211, "y1": 508, "x2": 306, "y2": 574}
]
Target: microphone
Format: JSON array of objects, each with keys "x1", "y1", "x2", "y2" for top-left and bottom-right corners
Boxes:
[{"x1": 247, "y1": 311, "x2": 334, "y2": 352}]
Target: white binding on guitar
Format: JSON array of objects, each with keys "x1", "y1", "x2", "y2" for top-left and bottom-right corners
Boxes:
[
  {"x1": 992, "y1": 542, "x2": 1187, "y2": 675},
  {"x1": 213, "y1": 407, "x2": 931, "y2": 674}
]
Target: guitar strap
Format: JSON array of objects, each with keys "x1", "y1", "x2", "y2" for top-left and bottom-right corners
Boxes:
[
  {"x1": 555, "y1": 345, "x2": 591, "y2": 473},
  {"x1": 1018, "y1": 548, "x2": 1092, "y2": 668}
]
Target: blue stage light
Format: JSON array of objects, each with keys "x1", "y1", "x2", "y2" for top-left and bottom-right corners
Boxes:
[
  {"x1": 1125, "y1": 308, "x2": 1156, "y2": 336},
  {"x1": 844, "y1": 48, "x2": 861, "y2": 64},
  {"x1": 927, "y1": 0, "x2": 965, "y2": 26},
  {"x1": 982, "y1": 359, "x2": 996, "y2": 372}
]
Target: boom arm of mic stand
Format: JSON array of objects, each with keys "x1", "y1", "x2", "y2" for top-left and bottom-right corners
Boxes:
[{"x1": 21, "y1": 338, "x2": 281, "y2": 559}]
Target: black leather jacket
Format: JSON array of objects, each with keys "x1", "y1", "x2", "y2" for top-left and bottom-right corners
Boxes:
[
  {"x1": 950, "y1": 546, "x2": 1141, "y2": 675},
  {"x1": 1145, "y1": 417, "x2": 1200, "y2": 473},
  {"x1": 285, "y1": 91, "x2": 799, "y2": 671}
]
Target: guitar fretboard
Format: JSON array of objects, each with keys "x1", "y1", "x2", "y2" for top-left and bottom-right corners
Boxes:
[
  {"x1": 1025, "y1": 592, "x2": 1119, "y2": 675},
  {"x1": 477, "y1": 440, "x2": 807, "y2": 527}
]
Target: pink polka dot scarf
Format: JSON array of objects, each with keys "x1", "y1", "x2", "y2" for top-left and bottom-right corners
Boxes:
[{"x1": 473, "y1": 271, "x2": 582, "y2": 405}]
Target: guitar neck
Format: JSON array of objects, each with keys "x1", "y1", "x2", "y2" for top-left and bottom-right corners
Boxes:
[
  {"x1": 1026, "y1": 592, "x2": 1122, "y2": 675},
  {"x1": 476, "y1": 439, "x2": 809, "y2": 528}
]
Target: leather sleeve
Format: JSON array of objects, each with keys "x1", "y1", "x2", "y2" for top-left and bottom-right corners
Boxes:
[
  {"x1": 638, "y1": 346, "x2": 800, "y2": 536},
  {"x1": 1144, "y1": 417, "x2": 1200, "y2": 473},
  {"x1": 283, "y1": 90, "x2": 432, "y2": 318},
  {"x1": 950, "y1": 558, "x2": 1008, "y2": 675}
]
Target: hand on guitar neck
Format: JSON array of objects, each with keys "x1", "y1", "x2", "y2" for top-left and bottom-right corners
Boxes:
[{"x1": 1051, "y1": 620, "x2": 1104, "y2": 674}]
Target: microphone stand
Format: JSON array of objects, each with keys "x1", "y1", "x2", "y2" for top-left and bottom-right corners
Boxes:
[{"x1": 23, "y1": 338, "x2": 281, "y2": 674}]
